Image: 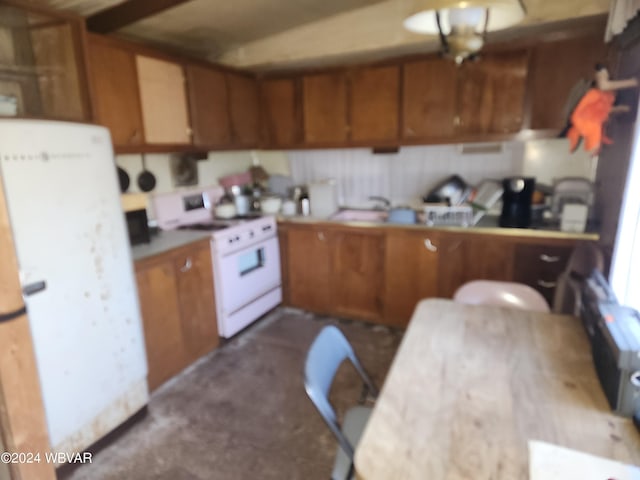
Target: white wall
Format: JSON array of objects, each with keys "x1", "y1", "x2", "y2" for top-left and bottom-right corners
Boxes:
[
  {"x1": 116, "y1": 150, "x2": 290, "y2": 217},
  {"x1": 117, "y1": 137, "x2": 595, "y2": 215},
  {"x1": 288, "y1": 138, "x2": 596, "y2": 207}
]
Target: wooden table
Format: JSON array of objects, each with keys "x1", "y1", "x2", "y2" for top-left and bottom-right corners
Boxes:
[{"x1": 354, "y1": 299, "x2": 640, "y2": 479}]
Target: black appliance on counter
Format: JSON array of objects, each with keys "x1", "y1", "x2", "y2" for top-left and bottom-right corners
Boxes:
[
  {"x1": 580, "y1": 270, "x2": 640, "y2": 417},
  {"x1": 499, "y1": 177, "x2": 535, "y2": 228},
  {"x1": 125, "y1": 208, "x2": 151, "y2": 245}
]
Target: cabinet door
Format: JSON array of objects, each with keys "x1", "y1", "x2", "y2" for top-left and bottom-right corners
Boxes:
[
  {"x1": 402, "y1": 58, "x2": 457, "y2": 139},
  {"x1": 384, "y1": 231, "x2": 440, "y2": 327},
  {"x1": 331, "y1": 230, "x2": 385, "y2": 322},
  {"x1": 260, "y1": 77, "x2": 301, "y2": 147},
  {"x1": 136, "y1": 260, "x2": 186, "y2": 391},
  {"x1": 227, "y1": 72, "x2": 260, "y2": 147},
  {"x1": 437, "y1": 233, "x2": 514, "y2": 298},
  {"x1": 302, "y1": 71, "x2": 348, "y2": 144},
  {"x1": 174, "y1": 244, "x2": 219, "y2": 362},
  {"x1": 88, "y1": 37, "x2": 145, "y2": 146},
  {"x1": 529, "y1": 35, "x2": 609, "y2": 130},
  {"x1": 186, "y1": 63, "x2": 232, "y2": 147},
  {"x1": 287, "y1": 227, "x2": 331, "y2": 312},
  {"x1": 136, "y1": 55, "x2": 191, "y2": 144},
  {"x1": 456, "y1": 50, "x2": 528, "y2": 135},
  {"x1": 350, "y1": 65, "x2": 400, "y2": 143}
]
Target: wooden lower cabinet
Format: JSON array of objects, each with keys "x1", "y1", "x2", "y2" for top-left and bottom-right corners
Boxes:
[
  {"x1": 384, "y1": 230, "x2": 440, "y2": 326},
  {"x1": 436, "y1": 232, "x2": 515, "y2": 298},
  {"x1": 135, "y1": 239, "x2": 218, "y2": 391},
  {"x1": 284, "y1": 225, "x2": 385, "y2": 321},
  {"x1": 280, "y1": 221, "x2": 585, "y2": 328},
  {"x1": 512, "y1": 243, "x2": 574, "y2": 306},
  {"x1": 287, "y1": 226, "x2": 331, "y2": 313},
  {"x1": 331, "y1": 230, "x2": 385, "y2": 322}
]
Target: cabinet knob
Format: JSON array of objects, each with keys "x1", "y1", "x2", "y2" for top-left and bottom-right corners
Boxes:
[
  {"x1": 317, "y1": 231, "x2": 326, "y2": 242},
  {"x1": 129, "y1": 129, "x2": 139, "y2": 143},
  {"x1": 539, "y1": 254, "x2": 560, "y2": 263},
  {"x1": 180, "y1": 257, "x2": 193, "y2": 272},
  {"x1": 536, "y1": 280, "x2": 556, "y2": 289},
  {"x1": 424, "y1": 238, "x2": 437, "y2": 252}
]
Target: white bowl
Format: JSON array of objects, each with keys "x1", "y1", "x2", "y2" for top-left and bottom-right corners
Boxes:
[
  {"x1": 215, "y1": 203, "x2": 236, "y2": 219},
  {"x1": 260, "y1": 196, "x2": 282, "y2": 215}
]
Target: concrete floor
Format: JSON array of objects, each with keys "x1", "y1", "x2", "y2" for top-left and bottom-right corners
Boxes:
[{"x1": 61, "y1": 308, "x2": 403, "y2": 480}]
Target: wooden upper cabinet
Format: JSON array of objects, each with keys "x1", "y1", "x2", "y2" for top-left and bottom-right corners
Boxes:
[
  {"x1": 185, "y1": 63, "x2": 232, "y2": 148},
  {"x1": 0, "y1": 3, "x2": 90, "y2": 122},
  {"x1": 226, "y1": 72, "x2": 260, "y2": 147},
  {"x1": 456, "y1": 50, "x2": 528, "y2": 135},
  {"x1": 87, "y1": 36, "x2": 145, "y2": 146},
  {"x1": 302, "y1": 71, "x2": 349, "y2": 144},
  {"x1": 529, "y1": 35, "x2": 609, "y2": 131},
  {"x1": 402, "y1": 58, "x2": 458, "y2": 140},
  {"x1": 136, "y1": 55, "x2": 191, "y2": 144},
  {"x1": 260, "y1": 77, "x2": 301, "y2": 147},
  {"x1": 350, "y1": 65, "x2": 400, "y2": 143}
]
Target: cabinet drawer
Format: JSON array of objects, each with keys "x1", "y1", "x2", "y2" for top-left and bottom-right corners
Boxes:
[{"x1": 513, "y1": 244, "x2": 574, "y2": 305}]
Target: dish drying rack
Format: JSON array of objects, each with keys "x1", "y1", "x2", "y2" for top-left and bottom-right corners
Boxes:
[{"x1": 422, "y1": 205, "x2": 474, "y2": 227}]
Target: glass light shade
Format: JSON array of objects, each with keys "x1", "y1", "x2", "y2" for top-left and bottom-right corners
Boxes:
[
  {"x1": 403, "y1": 0, "x2": 524, "y2": 34},
  {"x1": 448, "y1": 7, "x2": 485, "y2": 29}
]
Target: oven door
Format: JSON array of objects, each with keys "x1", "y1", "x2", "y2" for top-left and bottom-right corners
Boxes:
[{"x1": 214, "y1": 235, "x2": 281, "y2": 315}]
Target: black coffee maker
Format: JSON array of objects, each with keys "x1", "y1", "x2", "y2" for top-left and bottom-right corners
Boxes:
[{"x1": 500, "y1": 177, "x2": 535, "y2": 228}]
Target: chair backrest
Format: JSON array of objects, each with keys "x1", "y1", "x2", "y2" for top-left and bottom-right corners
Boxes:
[
  {"x1": 553, "y1": 241, "x2": 605, "y2": 314},
  {"x1": 453, "y1": 280, "x2": 551, "y2": 313},
  {"x1": 304, "y1": 325, "x2": 377, "y2": 460}
]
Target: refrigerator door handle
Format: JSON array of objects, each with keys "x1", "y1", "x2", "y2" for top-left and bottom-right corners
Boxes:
[
  {"x1": 0, "y1": 305, "x2": 27, "y2": 323},
  {"x1": 22, "y1": 280, "x2": 47, "y2": 297}
]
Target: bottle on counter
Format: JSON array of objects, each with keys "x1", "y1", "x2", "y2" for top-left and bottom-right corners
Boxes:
[{"x1": 300, "y1": 192, "x2": 310, "y2": 216}]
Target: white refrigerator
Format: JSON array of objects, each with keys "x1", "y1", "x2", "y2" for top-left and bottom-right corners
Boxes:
[{"x1": 0, "y1": 120, "x2": 148, "y2": 454}]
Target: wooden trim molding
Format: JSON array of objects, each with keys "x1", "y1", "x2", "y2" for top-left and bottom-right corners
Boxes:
[{"x1": 0, "y1": 181, "x2": 55, "y2": 480}]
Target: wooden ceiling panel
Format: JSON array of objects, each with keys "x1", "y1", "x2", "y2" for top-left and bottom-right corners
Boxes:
[
  {"x1": 116, "y1": 0, "x2": 387, "y2": 56},
  {"x1": 32, "y1": 0, "x2": 611, "y2": 70}
]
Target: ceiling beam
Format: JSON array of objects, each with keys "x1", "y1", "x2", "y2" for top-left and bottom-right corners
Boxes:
[{"x1": 86, "y1": 0, "x2": 193, "y2": 33}]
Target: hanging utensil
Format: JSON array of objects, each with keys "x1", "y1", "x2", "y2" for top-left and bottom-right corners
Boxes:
[{"x1": 137, "y1": 154, "x2": 156, "y2": 192}]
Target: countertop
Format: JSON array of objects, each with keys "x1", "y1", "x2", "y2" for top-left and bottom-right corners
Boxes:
[
  {"x1": 277, "y1": 214, "x2": 599, "y2": 241},
  {"x1": 354, "y1": 299, "x2": 640, "y2": 480},
  {"x1": 131, "y1": 230, "x2": 212, "y2": 262}
]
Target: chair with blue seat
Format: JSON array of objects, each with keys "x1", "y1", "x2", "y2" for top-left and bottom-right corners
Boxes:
[
  {"x1": 304, "y1": 325, "x2": 378, "y2": 480},
  {"x1": 453, "y1": 279, "x2": 551, "y2": 313}
]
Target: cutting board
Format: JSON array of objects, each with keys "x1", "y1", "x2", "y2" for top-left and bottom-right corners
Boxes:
[{"x1": 529, "y1": 441, "x2": 640, "y2": 480}]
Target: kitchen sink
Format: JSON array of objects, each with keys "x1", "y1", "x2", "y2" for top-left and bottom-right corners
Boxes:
[{"x1": 330, "y1": 209, "x2": 389, "y2": 223}]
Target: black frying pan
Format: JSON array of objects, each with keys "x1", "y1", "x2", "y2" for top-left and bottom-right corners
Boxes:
[
  {"x1": 117, "y1": 166, "x2": 130, "y2": 193},
  {"x1": 137, "y1": 154, "x2": 156, "y2": 192}
]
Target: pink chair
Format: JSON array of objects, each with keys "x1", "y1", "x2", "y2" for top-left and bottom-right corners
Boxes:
[{"x1": 453, "y1": 280, "x2": 551, "y2": 313}]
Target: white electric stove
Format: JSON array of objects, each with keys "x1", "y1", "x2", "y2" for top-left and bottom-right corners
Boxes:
[{"x1": 152, "y1": 187, "x2": 282, "y2": 338}]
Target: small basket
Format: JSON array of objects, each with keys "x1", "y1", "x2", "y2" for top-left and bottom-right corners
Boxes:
[{"x1": 422, "y1": 205, "x2": 473, "y2": 227}]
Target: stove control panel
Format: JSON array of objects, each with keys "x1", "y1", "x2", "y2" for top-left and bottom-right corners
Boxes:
[{"x1": 213, "y1": 216, "x2": 277, "y2": 255}]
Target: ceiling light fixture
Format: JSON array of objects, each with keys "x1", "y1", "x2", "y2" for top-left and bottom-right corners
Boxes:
[{"x1": 403, "y1": 0, "x2": 526, "y2": 64}]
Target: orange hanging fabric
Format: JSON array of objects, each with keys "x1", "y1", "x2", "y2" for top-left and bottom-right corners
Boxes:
[{"x1": 566, "y1": 88, "x2": 616, "y2": 154}]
